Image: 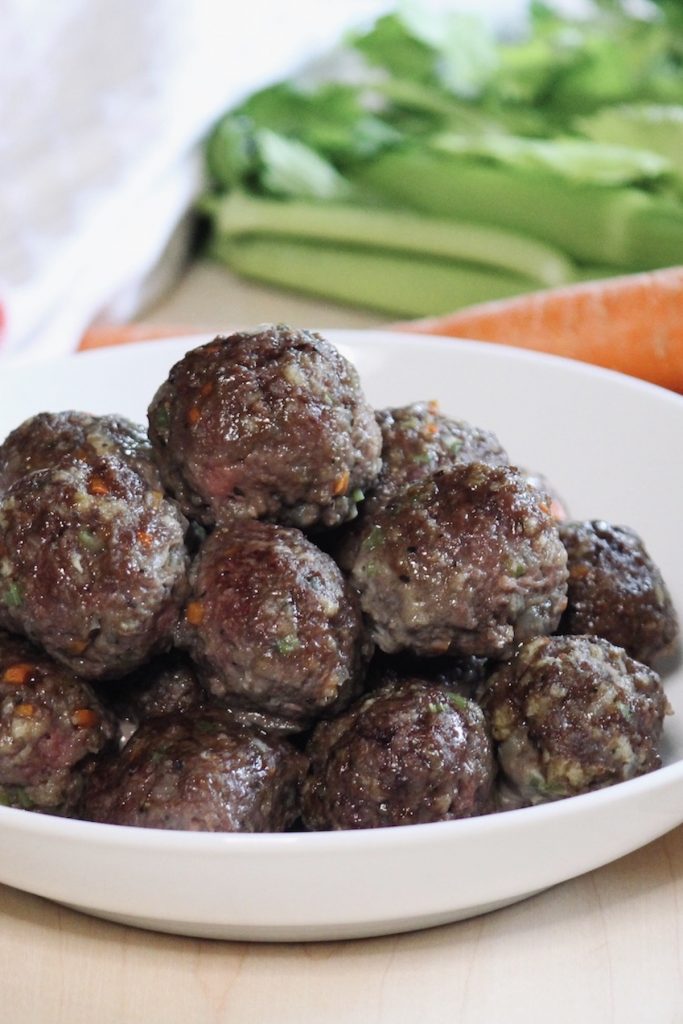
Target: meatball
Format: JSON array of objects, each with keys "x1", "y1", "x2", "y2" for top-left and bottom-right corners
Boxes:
[
  {"x1": 124, "y1": 653, "x2": 205, "y2": 719},
  {"x1": 334, "y1": 403, "x2": 509, "y2": 570},
  {"x1": 178, "y1": 520, "x2": 371, "y2": 728},
  {"x1": 0, "y1": 455, "x2": 188, "y2": 680},
  {"x1": 79, "y1": 710, "x2": 307, "y2": 832},
  {"x1": 370, "y1": 401, "x2": 509, "y2": 513},
  {"x1": 482, "y1": 635, "x2": 671, "y2": 805},
  {"x1": 0, "y1": 632, "x2": 115, "y2": 812},
  {"x1": 105, "y1": 651, "x2": 298, "y2": 741},
  {"x1": 559, "y1": 520, "x2": 678, "y2": 664},
  {"x1": 523, "y1": 470, "x2": 569, "y2": 523},
  {"x1": 0, "y1": 411, "x2": 159, "y2": 494},
  {"x1": 147, "y1": 325, "x2": 382, "y2": 529},
  {"x1": 349, "y1": 463, "x2": 568, "y2": 659},
  {"x1": 301, "y1": 680, "x2": 495, "y2": 830},
  {"x1": 100, "y1": 652, "x2": 209, "y2": 740}
]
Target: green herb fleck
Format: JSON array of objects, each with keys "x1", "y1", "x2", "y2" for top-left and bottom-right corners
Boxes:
[
  {"x1": 351, "y1": 488, "x2": 365, "y2": 504},
  {"x1": 3, "y1": 582, "x2": 23, "y2": 608},
  {"x1": 412, "y1": 452, "x2": 432, "y2": 465},
  {"x1": 363, "y1": 525, "x2": 384, "y2": 551},
  {"x1": 428, "y1": 701, "x2": 447, "y2": 715},
  {"x1": 155, "y1": 406, "x2": 170, "y2": 432},
  {"x1": 0, "y1": 785, "x2": 34, "y2": 810},
  {"x1": 276, "y1": 634, "x2": 301, "y2": 655},
  {"x1": 446, "y1": 691, "x2": 470, "y2": 711},
  {"x1": 78, "y1": 529, "x2": 102, "y2": 552},
  {"x1": 616, "y1": 701, "x2": 634, "y2": 722},
  {"x1": 507, "y1": 559, "x2": 527, "y2": 579},
  {"x1": 447, "y1": 438, "x2": 464, "y2": 454},
  {"x1": 529, "y1": 772, "x2": 566, "y2": 799}
]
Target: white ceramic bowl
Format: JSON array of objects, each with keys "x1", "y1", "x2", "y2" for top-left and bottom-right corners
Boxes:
[{"x1": 0, "y1": 331, "x2": 681, "y2": 942}]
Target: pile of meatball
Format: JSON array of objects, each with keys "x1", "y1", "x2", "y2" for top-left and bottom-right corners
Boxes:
[{"x1": 0, "y1": 324, "x2": 677, "y2": 832}]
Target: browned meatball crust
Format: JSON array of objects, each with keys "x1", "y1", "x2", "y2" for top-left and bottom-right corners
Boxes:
[
  {"x1": 79, "y1": 710, "x2": 307, "y2": 832},
  {"x1": 0, "y1": 456, "x2": 188, "y2": 680},
  {"x1": 350, "y1": 463, "x2": 568, "y2": 660},
  {"x1": 0, "y1": 411, "x2": 160, "y2": 494},
  {"x1": 482, "y1": 635, "x2": 671, "y2": 806},
  {"x1": 178, "y1": 520, "x2": 371, "y2": 728},
  {"x1": 100, "y1": 652, "x2": 209, "y2": 738},
  {"x1": 370, "y1": 401, "x2": 509, "y2": 512},
  {"x1": 522, "y1": 470, "x2": 569, "y2": 523},
  {"x1": 147, "y1": 325, "x2": 382, "y2": 529},
  {"x1": 334, "y1": 402, "x2": 510, "y2": 570},
  {"x1": 0, "y1": 632, "x2": 115, "y2": 812},
  {"x1": 559, "y1": 520, "x2": 678, "y2": 664},
  {"x1": 301, "y1": 680, "x2": 495, "y2": 830},
  {"x1": 104, "y1": 651, "x2": 299, "y2": 741}
]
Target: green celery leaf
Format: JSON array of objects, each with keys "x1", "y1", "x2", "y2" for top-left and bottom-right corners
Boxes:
[
  {"x1": 352, "y1": 4, "x2": 498, "y2": 100},
  {"x1": 241, "y1": 82, "x2": 401, "y2": 164},
  {"x1": 205, "y1": 115, "x2": 258, "y2": 190},
  {"x1": 432, "y1": 132, "x2": 672, "y2": 187},
  {"x1": 352, "y1": 12, "x2": 437, "y2": 88},
  {"x1": 397, "y1": 1, "x2": 498, "y2": 98},
  {"x1": 496, "y1": 2, "x2": 683, "y2": 121},
  {"x1": 255, "y1": 129, "x2": 351, "y2": 201},
  {"x1": 578, "y1": 103, "x2": 683, "y2": 179}
]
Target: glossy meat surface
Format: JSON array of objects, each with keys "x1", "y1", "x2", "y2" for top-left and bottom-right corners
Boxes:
[
  {"x1": 559, "y1": 520, "x2": 678, "y2": 664},
  {"x1": 0, "y1": 411, "x2": 159, "y2": 494},
  {"x1": 350, "y1": 463, "x2": 568, "y2": 659},
  {"x1": 483, "y1": 634, "x2": 670, "y2": 805},
  {"x1": 80, "y1": 710, "x2": 307, "y2": 831},
  {"x1": 148, "y1": 325, "x2": 382, "y2": 529},
  {"x1": 0, "y1": 632, "x2": 114, "y2": 812},
  {"x1": 178, "y1": 520, "x2": 372, "y2": 728},
  {"x1": 302, "y1": 680, "x2": 495, "y2": 830},
  {"x1": 0, "y1": 455, "x2": 188, "y2": 679}
]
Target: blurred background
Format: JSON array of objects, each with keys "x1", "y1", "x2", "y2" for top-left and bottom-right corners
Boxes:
[{"x1": 2, "y1": 0, "x2": 682, "y2": 362}]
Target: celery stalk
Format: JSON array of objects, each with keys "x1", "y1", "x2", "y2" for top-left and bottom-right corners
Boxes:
[
  {"x1": 352, "y1": 149, "x2": 683, "y2": 270},
  {"x1": 206, "y1": 191, "x2": 575, "y2": 288},
  {"x1": 211, "y1": 235, "x2": 541, "y2": 317}
]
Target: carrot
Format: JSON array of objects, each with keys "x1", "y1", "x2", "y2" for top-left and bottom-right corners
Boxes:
[
  {"x1": 2, "y1": 663, "x2": 35, "y2": 686},
  {"x1": 392, "y1": 266, "x2": 683, "y2": 393},
  {"x1": 71, "y1": 708, "x2": 100, "y2": 728},
  {"x1": 87, "y1": 475, "x2": 111, "y2": 497},
  {"x1": 185, "y1": 601, "x2": 205, "y2": 626}
]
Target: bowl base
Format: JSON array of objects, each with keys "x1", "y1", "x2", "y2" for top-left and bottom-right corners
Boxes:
[{"x1": 59, "y1": 888, "x2": 547, "y2": 943}]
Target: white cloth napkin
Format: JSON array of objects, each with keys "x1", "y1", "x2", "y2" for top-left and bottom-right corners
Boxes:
[
  {"x1": 0, "y1": 0, "x2": 528, "y2": 362},
  {"x1": 0, "y1": 0, "x2": 403, "y2": 361}
]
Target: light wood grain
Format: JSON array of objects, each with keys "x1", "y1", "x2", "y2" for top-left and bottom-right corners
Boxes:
[{"x1": 1, "y1": 827, "x2": 682, "y2": 1024}]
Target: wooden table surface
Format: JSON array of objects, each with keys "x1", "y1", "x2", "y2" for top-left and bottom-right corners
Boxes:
[
  {"x1": 2, "y1": 826, "x2": 682, "y2": 1023},
  {"x1": 2, "y1": 262, "x2": 681, "y2": 1023}
]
